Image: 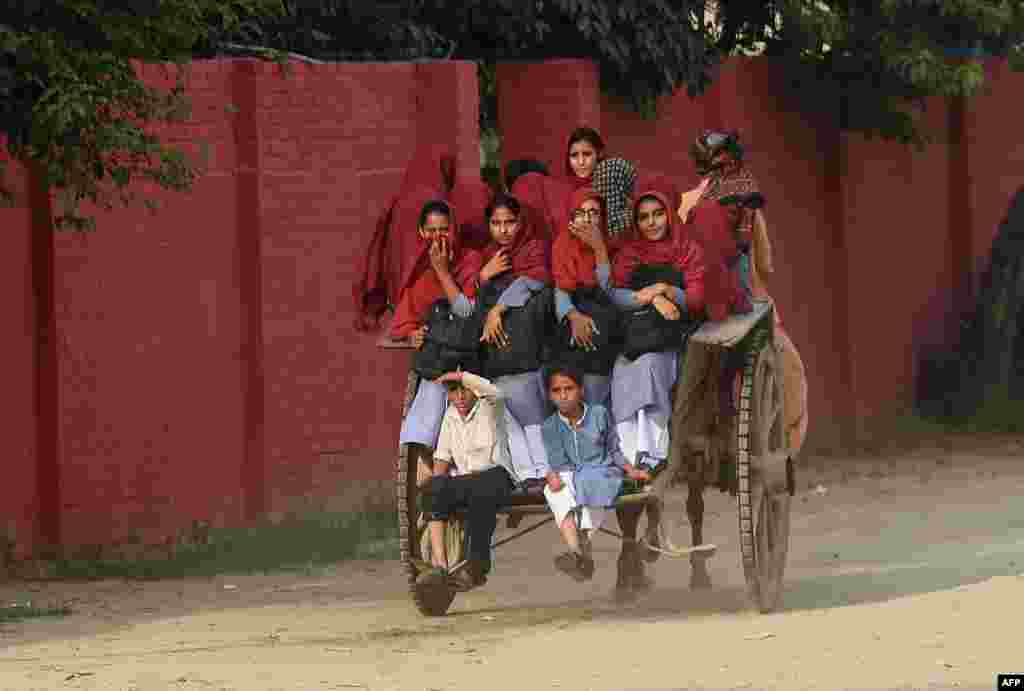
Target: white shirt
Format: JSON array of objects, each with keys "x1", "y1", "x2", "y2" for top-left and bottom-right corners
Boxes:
[{"x1": 433, "y1": 372, "x2": 512, "y2": 477}]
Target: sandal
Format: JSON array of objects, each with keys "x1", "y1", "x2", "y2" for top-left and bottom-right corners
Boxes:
[{"x1": 554, "y1": 551, "x2": 590, "y2": 583}]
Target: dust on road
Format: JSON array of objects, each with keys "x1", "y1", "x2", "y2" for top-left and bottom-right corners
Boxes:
[{"x1": 1, "y1": 445, "x2": 1022, "y2": 691}]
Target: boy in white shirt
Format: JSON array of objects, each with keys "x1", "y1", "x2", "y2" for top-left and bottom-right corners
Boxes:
[{"x1": 418, "y1": 370, "x2": 515, "y2": 590}]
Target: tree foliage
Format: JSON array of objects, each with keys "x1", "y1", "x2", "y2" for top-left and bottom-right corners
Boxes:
[
  {"x1": 3, "y1": 0, "x2": 1023, "y2": 229},
  {"x1": 212, "y1": 0, "x2": 1024, "y2": 143},
  {"x1": 715, "y1": 0, "x2": 1024, "y2": 145},
  {"x1": 0, "y1": 0, "x2": 284, "y2": 229},
  {"x1": 205, "y1": 1, "x2": 718, "y2": 125}
]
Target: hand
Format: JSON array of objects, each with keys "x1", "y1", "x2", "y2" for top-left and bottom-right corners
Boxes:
[
  {"x1": 410, "y1": 326, "x2": 428, "y2": 349},
  {"x1": 546, "y1": 471, "x2": 563, "y2": 492},
  {"x1": 567, "y1": 310, "x2": 598, "y2": 351},
  {"x1": 678, "y1": 178, "x2": 710, "y2": 222},
  {"x1": 480, "y1": 250, "x2": 511, "y2": 283},
  {"x1": 569, "y1": 219, "x2": 606, "y2": 252},
  {"x1": 634, "y1": 284, "x2": 665, "y2": 305},
  {"x1": 625, "y1": 464, "x2": 651, "y2": 482},
  {"x1": 434, "y1": 371, "x2": 464, "y2": 385},
  {"x1": 652, "y1": 295, "x2": 681, "y2": 321},
  {"x1": 428, "y1": 238, "x2": 450, "y2": 274},
  {"x1": 480, "y1": 305, "x2": 509, "y2": 348}
]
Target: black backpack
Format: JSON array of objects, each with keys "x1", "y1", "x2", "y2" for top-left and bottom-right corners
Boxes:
[
  {"x1": 551, "y1": 285, "x2": 622, "y2": 376},
  {"x1": 476, "y1": 276, "x2": 557, "y2": 379},
  {"x1": 411, "y1": 299, "x2": 484, "y2": 380},
  {"x1": 620, "y1": 263, "x2": 701, "y2": 361}
]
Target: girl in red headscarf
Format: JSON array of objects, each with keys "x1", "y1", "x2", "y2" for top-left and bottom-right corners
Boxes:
[
  {"x1": 476, "y1": 192, "x2": 555, "y2": 488},
  {"x1": 564, "y1": 126, "x2": 605, "y2": 191},
  {"x1": 354, "y1": 142, "x2": 492, "y2": 330},
  {"x1": 685, "y1": 199, "x2": 753, "y2": 322},
  {"x1": 354, "y1": 145, "x2": 454, "y2": 332},
  {"x1": 609, "y1": 179, "x2": 707, "y2": 479},
  {"x1": 394, "y1": 198, "x2": 484, "y2": 450},
  {"x1": 509, "y1": 167, "x2": 569, "y2": 243},
  {"x1": 551, "y1": 187, "x2": 617, "y2": 406}
]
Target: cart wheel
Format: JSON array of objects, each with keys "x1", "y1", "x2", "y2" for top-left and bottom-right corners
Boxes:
[
  {"x1": 736, "y1": 338, "x2": 792, "y2": 613},
  {"x1": 397, "y1": 369, "x2": 456, "y2": 617}
]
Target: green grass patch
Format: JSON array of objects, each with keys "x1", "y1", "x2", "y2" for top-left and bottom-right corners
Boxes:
[
  {"x1": 913, "y1": 387, "x2": 1024, "y2": 437},
  {"x1": 948, "y1": 390, "x2": 1024, "y2": 434},
  {"x1": 45, "y1": 510, "x2": 399, "y2": 581},
  {"x1": 0, "y1": 601, "x2": 71, "y2": 623}
]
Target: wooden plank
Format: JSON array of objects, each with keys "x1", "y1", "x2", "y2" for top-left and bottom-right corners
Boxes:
[{"x1": 690, "y1": 299, "x2": 773, "y2": 347}]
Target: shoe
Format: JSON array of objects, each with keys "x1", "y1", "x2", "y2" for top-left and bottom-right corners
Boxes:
[
  {"x1": 415, "y1": 566, "x2": 448, "y2": 588},
  {"x1": 554, "y1": 551, "x2": 588, "y2": 582},
  {"x1": 449, "y1": 560, "x2": 488, "y2": 591}
]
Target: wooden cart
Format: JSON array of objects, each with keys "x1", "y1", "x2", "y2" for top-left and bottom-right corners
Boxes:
[{"x1": 390, "y1": 299, "x2": 795, "y2": 616}]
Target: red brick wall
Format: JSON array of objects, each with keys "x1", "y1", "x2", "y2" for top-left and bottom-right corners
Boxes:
[
  {"x1": 497, "y1": 59, "x2": 602, "y2": 176},
  {"x1": 52, "y1": 62, "x2": 248, "y2": 547},
  {"x1": 0, "y1": 155, "x2": 38, "y2": 559},
  {"x1": 496, "y1": 57, "x2": 1024, "y2": 452},
  {"x1": 0, "y1": 58, "x2": 480, "y2": 554},
  {"x1": 965, "y1": 61, "x2": 1024, "y2": 286}
]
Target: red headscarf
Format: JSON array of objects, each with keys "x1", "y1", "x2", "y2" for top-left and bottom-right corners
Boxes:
[
  {"x1": 353, "y1": 144, "x2": 456, "y2": 331},
  {"x1": 479, "y1": 200, "x2": 551, "y2": 284},
  {"x1": 688, "y1": 199, "x2": 752, "y2": 321},
  {"x1": 388, "y1": 199, "x2": 484, "y2": 339},
  {"x1": 400, "y1": 144, "x2": 455, "y2": 192},
  {"x1": 552, "y1": 188, "x2": 609, "y2": 292},
  {"x1": 450, "y1": 175, "x2": 492, "y2": 251},
  {"x1": 510, "y1": 172, "x2": 570, "y2": 241},
  {"x1": 612, "y1": 186, "x2": 706, "y2": 317}
]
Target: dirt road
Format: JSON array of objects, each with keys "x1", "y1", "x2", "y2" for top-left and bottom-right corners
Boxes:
[{"x1": 2, "y1": 445, "x2": 1023, "y2": 691}]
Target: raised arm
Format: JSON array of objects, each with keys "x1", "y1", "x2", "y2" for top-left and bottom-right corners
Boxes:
[{"x1": 458, "y1": 371, "x2": 503, "y2": 400}]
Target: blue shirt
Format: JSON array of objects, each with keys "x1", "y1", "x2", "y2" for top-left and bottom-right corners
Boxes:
[{"x1": 541, "y1": 403, "x2": 628, "y2": 508}]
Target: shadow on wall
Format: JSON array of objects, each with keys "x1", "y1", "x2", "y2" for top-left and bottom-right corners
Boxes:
[{"x1": 916, "y1": 185, "x2": 1024, "y2": 424}]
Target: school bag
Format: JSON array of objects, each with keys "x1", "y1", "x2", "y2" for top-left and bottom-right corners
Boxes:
[
  {"x1": 475, "y1": 276, "x2": 557, "y2": 380},
  {"x1": 411, "y1": 298, "x2": 484, "y2": 381},
  {"x1": 551, "y1": 285, "x2": 621, "y2": 376},
  {"x1": 620, "y1": 263, "x2": 701, "y2": 361}
]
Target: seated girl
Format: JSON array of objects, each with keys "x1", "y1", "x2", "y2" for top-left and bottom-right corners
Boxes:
[
  {"x1": 551, "y1": 188, "x2": 620, "y2": 407},
  {"x1": 541, "y1": 364, "x2": 650, "y2": 582},
  {"x1": 564, "y1": 126, "x2": 604, "y2": 192},
  {"x1": 609, "y1": 181, "x2": 707, "y2": 476},
  {"x1": 476, "y1": 193, "x2": 554, "y2": 486},
  {"x1": 393, "y1": 198, "x2": 483, "y2": 452}
]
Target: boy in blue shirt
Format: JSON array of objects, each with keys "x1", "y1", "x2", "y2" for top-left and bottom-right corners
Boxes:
[{"x1": 541, "y1": 364, "x2": 650, "y2": 581}]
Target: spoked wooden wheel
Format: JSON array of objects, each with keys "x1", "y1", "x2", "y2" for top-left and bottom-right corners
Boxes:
[
  {"x1": 397, "y1": 370, "x2": 460, "y2": 617},
  {"x1": 736, "y1": 335, "x2": 793, "y2": 613}
]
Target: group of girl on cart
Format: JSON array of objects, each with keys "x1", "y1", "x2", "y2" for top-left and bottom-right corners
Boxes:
[{"x1": 354, "y1": 126, "x2": 806, "y2": 593}]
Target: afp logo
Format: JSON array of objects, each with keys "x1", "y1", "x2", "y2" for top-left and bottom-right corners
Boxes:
[{"x1": 999, "y1": 674, "x2": 1024, "y2": 688}]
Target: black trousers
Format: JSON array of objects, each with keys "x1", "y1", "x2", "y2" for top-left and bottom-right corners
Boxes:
[{"x1": 428, "y1": 466, "x2": 513, "y2": 567}]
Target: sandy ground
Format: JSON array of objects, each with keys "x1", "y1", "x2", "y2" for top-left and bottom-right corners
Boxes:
[{"x1": 2, "y1": 443, "x2": 1023, "y2": 691}]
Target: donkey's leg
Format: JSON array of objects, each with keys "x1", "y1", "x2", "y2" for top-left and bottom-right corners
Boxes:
[
  {"x1": 687, "y1": 452, "x2": 712, "y2": 589},
  {"x1": 614, "y1": 504, "x2": 644, "y2": 601}
]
